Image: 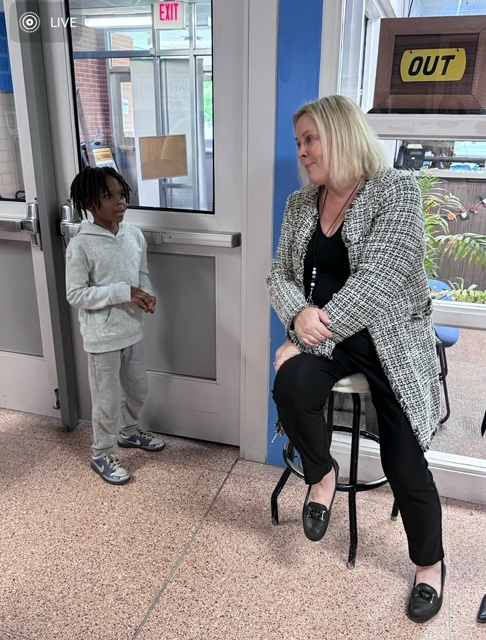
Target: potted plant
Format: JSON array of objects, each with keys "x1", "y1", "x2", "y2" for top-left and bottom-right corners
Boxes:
[{"x1": 418, "y1": 170, "x2": 486, "y2": 302}]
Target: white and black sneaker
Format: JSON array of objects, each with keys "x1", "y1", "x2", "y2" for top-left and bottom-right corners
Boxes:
[
  {"x1": 91, "y1": 455, "x2": 130, "y2": 485},
  {"x1": 117, "y1": 429, "x2": 166, "y2": 452}
]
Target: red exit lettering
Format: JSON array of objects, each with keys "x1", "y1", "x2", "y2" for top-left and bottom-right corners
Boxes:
[{"x1": 160, "y1": 3, "x2": 179, "y2": 22}]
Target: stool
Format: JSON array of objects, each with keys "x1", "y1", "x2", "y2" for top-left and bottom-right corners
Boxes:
[
  {"x1": 429, "y1": 279, "x2": 461, "y2": 425},
  {"x1": 435, "y1": 331, "x2": 458, "y2": 425},
  {"x1": 270, "y1": 373, "x2": 390, "y2": 569}
]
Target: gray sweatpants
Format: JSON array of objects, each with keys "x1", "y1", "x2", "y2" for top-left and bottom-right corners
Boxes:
[{"x1": 87, "y1": 341, "x2": 149, "y2": 459}]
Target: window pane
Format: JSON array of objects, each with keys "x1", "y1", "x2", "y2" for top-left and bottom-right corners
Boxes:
[
  {"x1": 69, "y1": 1, "x2": 213, "y2": 212},
  {"x1": 412, "y1": 1, "x2": 486, "y2": 18},
  {"x1": 383, "y1": 137, "x2": 486, "y2": 291},
  {"x1": 0, "y1": 12, "x2": 24, "y2": 201},
  {"x1": 196, "y1": 2, "x2": 212, "y2": 49},
  {"x1": 429, "y1": 328, "x2": 486, "y2": 463},
  {"x1": 158, "y1": 27, "x2": 190, "y2": 51}
]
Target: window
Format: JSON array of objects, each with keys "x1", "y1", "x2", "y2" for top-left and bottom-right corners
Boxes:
[
  {"x1": 0, "y1": 12, "x2": 24, "y2": 202},
  {"x1": 69, "y1": 1, "x2": 213, "y2": 212}
]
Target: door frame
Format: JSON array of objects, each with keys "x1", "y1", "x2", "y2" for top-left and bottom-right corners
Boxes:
[
  {"x1": 4, "y1": 0, "x2": 79, "y2": 429},
  {"x1": 5, "y1": 0, "x2": 278, "y2": 459}
]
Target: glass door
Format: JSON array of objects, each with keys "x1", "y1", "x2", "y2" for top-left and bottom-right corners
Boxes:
[
  {"x1": 3, "y1": 0, "x2": 248, "y2": 445},
  {"x1": 0, "y1": 0, "x2": 78, "y2": 425}
]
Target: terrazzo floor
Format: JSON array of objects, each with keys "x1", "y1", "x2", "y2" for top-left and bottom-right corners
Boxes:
[{"x1": 1, "y1": 408, "x2": 486, "y2": 640}]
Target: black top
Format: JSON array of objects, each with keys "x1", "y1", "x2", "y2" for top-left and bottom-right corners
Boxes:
[{"x1": 304, "y1": 222, "x2": 350, "y2": 308}]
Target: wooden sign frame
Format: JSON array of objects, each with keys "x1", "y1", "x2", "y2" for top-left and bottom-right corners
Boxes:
[{"x1": 371, "y1": 16, "x2": 486, "y2": 113}]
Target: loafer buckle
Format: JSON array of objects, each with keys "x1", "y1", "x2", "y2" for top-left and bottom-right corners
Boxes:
[
  {"x1": 308, "y1": 505, "x2": 327, "y2": 521},
  {"x1": 413, "y1": 586, "x2": 437, "y2": 605}
]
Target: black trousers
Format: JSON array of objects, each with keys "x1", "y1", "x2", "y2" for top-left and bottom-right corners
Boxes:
[{"x1": 272, "y1": 330, "x2": 444, "y2": 567}]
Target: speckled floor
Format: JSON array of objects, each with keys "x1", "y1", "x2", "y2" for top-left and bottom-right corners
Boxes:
[{"x1": 1, "y1": 408, "x2": 486, "y2": 639}]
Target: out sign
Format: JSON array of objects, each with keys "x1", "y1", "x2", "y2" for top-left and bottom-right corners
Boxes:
[
  {"x1": 155, "y1": 2, "x2": 184, "y2": 29},
  {"x1": 400, "y1": 48, "x2": 466, "y2": 82}
]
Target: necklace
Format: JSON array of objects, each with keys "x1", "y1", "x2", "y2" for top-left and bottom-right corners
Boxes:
[
  {"x1": 320, "y1": 181, "x2": 361, "y2": 236},
  {"x1": 308, "y1": 180, "x2": 362, "y2": 303}
]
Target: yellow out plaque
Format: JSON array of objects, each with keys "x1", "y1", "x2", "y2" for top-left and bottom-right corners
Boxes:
[
  {"x1": 371, "y1": 16, "x2": 486, "y2": 113},
  {"x1": 400, "y1": 48, "x2": 466, "y2": 82}
]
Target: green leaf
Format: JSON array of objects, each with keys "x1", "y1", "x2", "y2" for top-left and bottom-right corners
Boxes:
[{"x1": 415, "y1": 170, "x2": 486, "y2": 298}]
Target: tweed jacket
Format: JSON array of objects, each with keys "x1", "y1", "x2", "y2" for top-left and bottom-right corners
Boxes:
[{"x1": 267, "y1": 168, "x2": 441, "y2": 451}]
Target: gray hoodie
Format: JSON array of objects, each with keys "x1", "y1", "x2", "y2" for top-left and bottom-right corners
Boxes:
[{"x1": 65, "y1": 220, "x2": 153, "y2": 353}]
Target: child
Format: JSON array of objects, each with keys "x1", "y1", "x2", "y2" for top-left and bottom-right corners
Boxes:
[{"x1": 65, "y1": 167, "x2": 165, "y2": 485}]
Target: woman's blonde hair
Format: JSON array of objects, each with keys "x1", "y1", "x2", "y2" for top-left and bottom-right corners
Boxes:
[{"x1": 293, "y1": 95, "x2": 388, "y2": 188}]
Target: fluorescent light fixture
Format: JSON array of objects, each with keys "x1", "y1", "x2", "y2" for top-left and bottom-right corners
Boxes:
[{"x1": 85, "y1": 16, "x2": 152, "y2": 28}]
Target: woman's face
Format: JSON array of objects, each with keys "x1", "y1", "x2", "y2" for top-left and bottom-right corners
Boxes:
[{"x1": 295, "y1": 113, "x2": 329, "y2": 185}]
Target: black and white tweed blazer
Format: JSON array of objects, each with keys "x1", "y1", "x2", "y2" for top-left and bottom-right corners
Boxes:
[{"x1": 267, "y1": 168, "x2": 440, "y2": 451}]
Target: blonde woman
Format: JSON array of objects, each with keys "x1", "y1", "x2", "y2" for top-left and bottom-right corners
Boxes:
[{"x1": 267, "y1": 95, "x2": 444, "y2": 623}]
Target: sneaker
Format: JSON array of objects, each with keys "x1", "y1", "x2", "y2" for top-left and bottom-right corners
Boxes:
[
  {"x1": 117, "y1": 429, "x2": 166, "y2": 452},
  {"x1": 91, "y1": 455, "x2": 130, "y2": 485}
]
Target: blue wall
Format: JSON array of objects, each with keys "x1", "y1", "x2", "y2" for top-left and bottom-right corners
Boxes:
[{"x1": 267, "y1": 0, "x2": 324, "y2": 466}]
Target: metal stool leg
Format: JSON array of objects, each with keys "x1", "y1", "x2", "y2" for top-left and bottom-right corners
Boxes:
[
  {"x1": 347, "y1": 490, "x2": 358, "y2": 569},
  {"x1": 437, "y1": 341, "x2": 451, "y2": 425},
  {"x1": 271, "y1": 466, "x2": 292, "y2": 525},
  {"x1": 346, "y1": 393, "x2": 361, "y2": 569}
]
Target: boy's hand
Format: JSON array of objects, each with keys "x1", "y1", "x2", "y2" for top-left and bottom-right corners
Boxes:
[
  {"x1": 147, "y1": 296, "x2": 156, "y2": 314},
  {"x1": 131, "y1": 286, "x2": 153, "y2": 312}
]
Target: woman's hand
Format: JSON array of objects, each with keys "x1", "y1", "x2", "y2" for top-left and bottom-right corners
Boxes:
[
  {"x1": 294, "y1": 307, "x2": 332, "y2": 346},
  {"x1": 274, "y1": 341, "x2": 301, "y2": 372}
]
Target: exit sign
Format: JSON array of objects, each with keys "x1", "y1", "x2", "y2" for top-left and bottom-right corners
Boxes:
[{"x1": 153, "y1": 2, "x2": 185, "y2": 30}]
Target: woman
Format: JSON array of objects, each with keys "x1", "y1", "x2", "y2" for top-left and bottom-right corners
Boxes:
[{"x1": 267, "y1": 95, "x2": 445, "y2": 623}]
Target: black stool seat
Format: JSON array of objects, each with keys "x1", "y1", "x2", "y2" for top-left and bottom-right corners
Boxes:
[{"x1": 271, "y1": 373, "x2": 392, "y2": 568}]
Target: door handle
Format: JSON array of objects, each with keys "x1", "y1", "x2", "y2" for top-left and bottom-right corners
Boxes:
[
  {"x1": 142, "y1": 229, "x2": 241, "y2": 247},
  {"x1": 59, "y1": 204, "x2": 241, "y2": 249},
  {"x1": 0, "y1": 202, "x2": 41, "y2": 247}
]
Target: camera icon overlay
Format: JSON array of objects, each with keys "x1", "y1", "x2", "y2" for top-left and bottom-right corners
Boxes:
[
  {"x1": 9, "y1": 2, "x2": 82, "y2": 43},
  {"x1": 19, "y1": 12, "x2": 41, "y2": 34}
]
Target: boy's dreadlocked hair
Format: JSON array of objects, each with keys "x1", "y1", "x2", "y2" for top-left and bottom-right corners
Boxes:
[{"x1": 70, "y1": 167, "x2": 131, "y2": 218}]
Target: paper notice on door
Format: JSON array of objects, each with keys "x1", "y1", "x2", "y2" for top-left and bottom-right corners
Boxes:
[{"x1": 139, "y1": 135, "x2": 188, "y2": 179}]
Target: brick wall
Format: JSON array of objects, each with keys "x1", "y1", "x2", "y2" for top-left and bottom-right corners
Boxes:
[
  {"x1": 74, "y1": 24, "x2": 113, "y2": 147},
  {"x1": 74, "y1": 28, "x2": 136, "y2": 158}
]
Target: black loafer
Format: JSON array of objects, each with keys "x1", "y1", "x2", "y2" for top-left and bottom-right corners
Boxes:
[
  {"x1": 407, "y1": 560, "x2": 446, "y2": 623},
  {"x1": 477, "y1": 594, "x2": 486, "y2": 623},
  {"x1": 302, "y1": 459, "x2": 339, "y2": 542}
]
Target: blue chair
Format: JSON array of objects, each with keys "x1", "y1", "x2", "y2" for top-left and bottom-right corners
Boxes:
[{"x1": 429, "y1": 279, "x2": 460, "y2": 424}]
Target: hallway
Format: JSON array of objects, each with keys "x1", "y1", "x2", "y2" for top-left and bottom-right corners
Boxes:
[{"x1": 1, "y1": 408, "x2": 485, "y2": 640}]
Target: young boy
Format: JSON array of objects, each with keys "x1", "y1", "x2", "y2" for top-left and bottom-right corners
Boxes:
[{"x1": 65, "y1": 167, "x2": 165, "y2": 485}]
